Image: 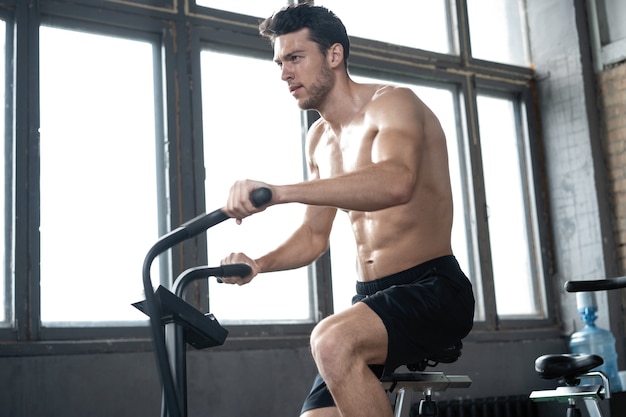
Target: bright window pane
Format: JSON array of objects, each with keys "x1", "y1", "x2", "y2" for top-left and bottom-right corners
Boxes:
[
  {"x1": 0, "y1": 21, "x2": 6, "y2": 326},
  {"x1": 601, "y1": 0, "x2": 626, "y2": 44},
  {"x1": 39, "y1": 27, "x2": 159, "y2": 325},
  {"x1": 477, "y1": 95, "x2": 538, "y2": 316},
  {"x1": 330, "y1": 78, "x2": 474, "y2": 314},
  {"x1": 467, "y1": 0, "x2": 530, "y2": 66},
  {"x1": 321, "y1": 1, "x2": 455, "y2": 55},
  {"x1": 195, "y1": 0, "x2": 281, "y2": 17},
  {"x1": 201, "y1": 50, "x2": 311, "y2": 324}
]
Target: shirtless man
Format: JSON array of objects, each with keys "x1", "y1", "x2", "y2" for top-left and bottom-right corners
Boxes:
[{"x1": 221, "y1": 4, "x2": 475, "y2": 417}]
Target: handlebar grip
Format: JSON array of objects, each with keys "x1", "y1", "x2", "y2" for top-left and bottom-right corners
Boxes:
[
  {"x1": 565, "y1": 276, "x2": 626, "y2": 292},
  {"x1": 219, "y1": 263, "x2": 252, "y2": 278},
  {"x1": 216, "y1": 263, "x2": 252, "y2": 283},
  {"x1": 250, "y1": 187, "x2": 272, "y2": 208}
]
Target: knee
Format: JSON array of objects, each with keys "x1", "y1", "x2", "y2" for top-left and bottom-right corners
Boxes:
[
  {"x1": 309, "y1": 319, "x2": 353, "y2": 377},
  {"x1": 310, "y1": 319, "x2": 339, "y2": 363}
]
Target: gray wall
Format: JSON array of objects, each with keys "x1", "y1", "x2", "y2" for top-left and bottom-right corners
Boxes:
[
  {"x1": 1, "y1": 352, "x2": 161, "y2": 416},
  {"x1": 0, "y1": 347, "x2": 318, "y2": 417},
  {"x1": 528, "y1": 0, "x2": 617, "y2": 335},
  {"x1": 0, "y1": 339, "x2": 567, "y2": 417}
]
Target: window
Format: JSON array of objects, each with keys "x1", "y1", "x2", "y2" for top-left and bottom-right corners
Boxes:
[
  {"x1": 466, "y1": 0, "x2": 530, "y2": 66},
  {"x1": 327, "y1": 78, "x2": 543, "y2": 323},
  {"x1": 322, "y1": 0, "x2": 530, "y2": 66},
  {"x1": 316, "y1": 6, "x2": 541, "y2": 326},
  {"x1": 321, "y1": 1, "x2": 457, "y2": 55},
  {"x1": 195, "y1": 0, "x2": 283, "y2": 17},
  {"x1": 39, "y1": 26, "x2": 160, "y2": 325},
  {"x1": 2, "y1": 0, "x2": 546, "y2": 344},
  {"x1": 596, "y1": 0, "x2": 626, "y2": 45},
  {"x1": 0, "y1": 19, "x2": 6, "y2": 326},
  {"x1": 588, "y1": 0, "x2": 626, "y2": 69},
  {"x1": 201, "y1": 49, "x2": 312, "y2": 324},
  {"x1": 476, "y1": 93, "x2": 545, "y2": 317}
]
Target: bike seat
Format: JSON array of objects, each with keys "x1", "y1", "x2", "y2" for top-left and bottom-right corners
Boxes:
[
  {"x1": 407, "y1": 341, "x2": 463, "y2": 372},
  {"x1": 534, "y1": 353, "x2": 603, "y2": 380}
]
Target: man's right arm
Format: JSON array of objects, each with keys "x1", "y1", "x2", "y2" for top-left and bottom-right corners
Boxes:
[
  {"x1": 256, "y1": 204, "x2": 337, "y2": 273},
  {"x1": 220, "y1": 204, "x2": 337, "y2": 285},
  {"x1": 256, "y1": 130, "x2": 337, "y2": 274}
]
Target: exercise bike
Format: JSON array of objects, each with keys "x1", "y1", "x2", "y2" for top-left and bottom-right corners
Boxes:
[
  {"x1": 530, "y1": 276, "x2": 626, "y2": 417},
  {"x1": 133, "y1": 187, "x2": 272, "y2": 417},
  {"x1": 134, "y1": 187, "x2": 472, "y2": 417}
]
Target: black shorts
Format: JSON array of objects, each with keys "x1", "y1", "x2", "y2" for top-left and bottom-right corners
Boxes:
[{"x1": 300, "y1": 255, "x2": 475, "y2": 414}]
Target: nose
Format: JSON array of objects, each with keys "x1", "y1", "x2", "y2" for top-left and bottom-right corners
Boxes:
[{"x1": 281, "y1": 63, "x2": 293, "y2": 82}]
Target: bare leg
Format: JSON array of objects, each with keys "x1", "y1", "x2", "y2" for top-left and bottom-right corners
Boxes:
[{"x1": 308, "y1": 302, "x2": 393, "y2": 417}]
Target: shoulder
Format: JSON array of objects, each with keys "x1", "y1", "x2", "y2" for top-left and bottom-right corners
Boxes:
[
  {"x1": 364, "y1": 84, "x2": 428, "y2": 126},
  {"x1": 371, "y1": 84, "x2": 418, "y2": 101},
  {"x1": 369, "y1": 84, "x2": 425, "y2": 111}
]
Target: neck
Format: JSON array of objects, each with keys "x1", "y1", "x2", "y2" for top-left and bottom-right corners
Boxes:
[{"x1": 316, "y1": 78, "x2": 364, "y2": 127}]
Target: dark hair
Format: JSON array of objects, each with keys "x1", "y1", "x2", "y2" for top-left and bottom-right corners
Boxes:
[{"x1": 259, "y1": 3, "x2": 350, "y2": 67}]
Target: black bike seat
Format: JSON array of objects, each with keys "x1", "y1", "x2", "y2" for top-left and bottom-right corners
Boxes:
[
  {"x1": 534, "y1": 353, "x2": 603, "y2": 380},
  {"x1": 407, "y1": 341, "x2": 463, "y2": 371}
]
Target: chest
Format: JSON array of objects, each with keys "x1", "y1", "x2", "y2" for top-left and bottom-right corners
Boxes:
[{"x1": 314, "y1": 124, "x2": 377, "y2": 178}]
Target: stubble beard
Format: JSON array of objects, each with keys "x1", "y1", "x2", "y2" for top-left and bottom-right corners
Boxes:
[{"x1": 299, "y1": 63, "x2": 334, "y2": 111}]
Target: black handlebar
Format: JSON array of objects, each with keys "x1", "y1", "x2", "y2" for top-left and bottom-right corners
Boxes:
[
  {"x1": 141, "y1": 187, "x2": 272, "y2": 417},
  {"x1": 564, "y1": 276, "x2": 626, "y2": 293},
  {"x1": 249, "y1": 187, "x2": 272, "y2": 208},
  {"x1": 171, "y1": 187, "x2": 273, "y2": 244}
]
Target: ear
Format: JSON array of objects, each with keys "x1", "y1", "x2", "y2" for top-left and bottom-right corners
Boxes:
[{"x1": 327, "y1": 43, "x2": 344, "y2": 69}]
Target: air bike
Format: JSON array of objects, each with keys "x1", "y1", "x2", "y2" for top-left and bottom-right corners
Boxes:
[
  {"x1": 133, "y1": 188, "x2": 272, "y2": 417},
  {"x1": 133, "y1": 186, "x2": 473, "y2": 417}
]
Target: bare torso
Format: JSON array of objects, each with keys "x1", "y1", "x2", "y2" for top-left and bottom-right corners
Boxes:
[{"x1": 309, "y1": 84, "x2": 454, "y2": 281}]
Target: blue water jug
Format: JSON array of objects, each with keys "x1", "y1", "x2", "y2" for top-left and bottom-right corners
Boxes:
[{"x1": 569, "y1": 292, "x2": 622, "y2": 392}]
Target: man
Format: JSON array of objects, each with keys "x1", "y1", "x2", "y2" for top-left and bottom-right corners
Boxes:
[{"x1": 221, "y1": 4, "x2": 475, "y2": 417}]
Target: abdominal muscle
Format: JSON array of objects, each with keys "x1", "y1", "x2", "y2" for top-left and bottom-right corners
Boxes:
[{"x1": 348, "y1": 202, "x2": 453, "y2": 282}]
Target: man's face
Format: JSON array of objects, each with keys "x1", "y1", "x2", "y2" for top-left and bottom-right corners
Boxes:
[{"x1": 273, "y1": 28, "x2": 334, "y2": 110}]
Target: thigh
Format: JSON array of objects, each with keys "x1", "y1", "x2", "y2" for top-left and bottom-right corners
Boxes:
[
  {"x1": 361, "y1": 273, "x2": 474, "y2": 374},
  {"x1": 315, "y1": 302, "x2": 389, "y2": 366}
]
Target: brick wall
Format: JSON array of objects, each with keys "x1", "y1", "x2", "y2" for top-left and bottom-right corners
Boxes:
[
  {"x1": 599, "y1": 62, "x2": 626, "y2": 274},
  {"x1": 598, "y1": 62, "x2": 626, "y2": 334}
]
